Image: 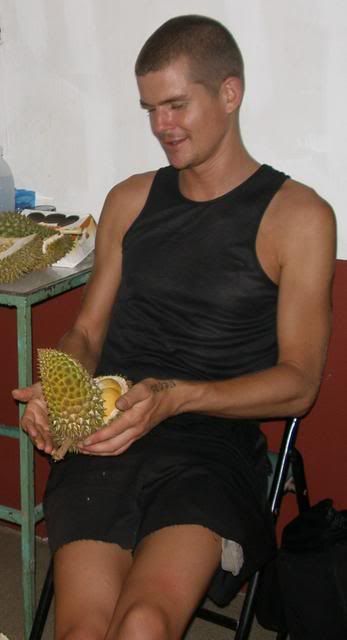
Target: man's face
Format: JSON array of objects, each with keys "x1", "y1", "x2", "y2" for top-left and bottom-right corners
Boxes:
[{"x1": 137, "y1": 57, "x2": 232, "y2": 171}]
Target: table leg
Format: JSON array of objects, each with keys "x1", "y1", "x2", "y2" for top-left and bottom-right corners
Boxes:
[{"x1": 17, "y1": 300, "x2": 35, "y2": 639}]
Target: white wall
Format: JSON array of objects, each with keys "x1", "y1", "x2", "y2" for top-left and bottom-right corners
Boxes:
[{"x1": 0, "y1": 0, "x2": 346, "y2": 257}]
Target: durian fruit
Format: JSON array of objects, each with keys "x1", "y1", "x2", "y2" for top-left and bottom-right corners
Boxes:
[
  {"x1": 0, "y1": 234, "x2": 43, "y2": 283},
  {"x1": 38, "y1": 230, "x2": 75, "y2": 270},
  {"x1": 0, "y1": 212, "x2": 75, "y2": 283},
  {"x1": 37, "y1": 348, "x2": 130, "y2": 460},
  {"x1": 0, "y1": 211, "x2": 39, "y2": 236},
  {"x1": 0, "y1": 210, "x2": 53, "y2": 242}
]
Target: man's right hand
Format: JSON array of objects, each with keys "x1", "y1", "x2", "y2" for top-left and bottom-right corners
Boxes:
[{"x1": 12, "y1": 383, "x2": 54, "y2": 454}]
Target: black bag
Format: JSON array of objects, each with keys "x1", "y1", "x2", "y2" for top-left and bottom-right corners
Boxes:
[{"x1": 256, "y1": 499, "x2": 347, "y2": 639}]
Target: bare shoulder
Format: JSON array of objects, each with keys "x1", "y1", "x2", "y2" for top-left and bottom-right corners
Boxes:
[
  {"x1": 268, "y1": 178, "x2": 336, "y2": 264},
  {"x1": 258, "y1": 177, "x2": 336, "y2": 283},
  {"x1": 98, "y1": 170, "x2": 156, "y2": 237},
  {"x1": 107, "y1": 170, "x2": 156, "y2": 206},
  {"x1": 74, "y1": 171, "x2": 157, "y2": 332},
  {"x1": 274, "y1": 178, "x2": 335, "y2": 234}
]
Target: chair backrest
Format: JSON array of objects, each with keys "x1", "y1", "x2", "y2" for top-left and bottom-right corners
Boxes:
[
  {"x1": 268, "y1": 417, "x2": 300, "y2": 513},
  {"x1": 267, "y1": 417, "x2": 309, "y2": 517}
]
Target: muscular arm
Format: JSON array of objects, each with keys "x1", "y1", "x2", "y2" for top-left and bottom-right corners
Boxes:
[
  {"x1": 174, "y1": 188, "x2": 336, "y2": 418},
  {"x1": 58, "y1": 172, "x2": 155, "y2": 371},
  {"x1": 12, "y1": 172, "x2": 155, "y2": 451},
  {"x1": 82, "y1": 183, "x2": 336, "y2": 455}
]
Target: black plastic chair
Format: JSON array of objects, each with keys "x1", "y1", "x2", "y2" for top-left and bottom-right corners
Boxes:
[
  {"x1": 29, "y1": 416, "x2": 309, "y2": 640},
  {"x1": 196, "y1": 416, "x2": 309, "y2": 639}
]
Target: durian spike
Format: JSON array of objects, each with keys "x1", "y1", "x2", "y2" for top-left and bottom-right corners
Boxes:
[{"x1": 0, "y1": 234, "x2": 43, "y2": 283}]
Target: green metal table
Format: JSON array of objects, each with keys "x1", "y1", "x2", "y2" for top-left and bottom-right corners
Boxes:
[{"x1": 0, "y1": 254, "x2": 93, "y2": 638}]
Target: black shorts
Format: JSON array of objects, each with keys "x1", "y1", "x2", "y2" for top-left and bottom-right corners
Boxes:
[{"x1": 43, "y1": 415, "x2": 275, "y2": 584}]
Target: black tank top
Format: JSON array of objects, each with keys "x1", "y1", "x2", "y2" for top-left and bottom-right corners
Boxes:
[{"x1": 96, "y1": 164, "x2": 288, "y2": 382}]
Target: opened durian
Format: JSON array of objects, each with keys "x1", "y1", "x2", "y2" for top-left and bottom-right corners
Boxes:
[
  {"x1": 38, "y1": 348, "x2": 130, "y2": 460},
  {"x1": 0, "y1": 234, "x2": 43, "y2": 283},
  {"x1": 0, "y1": 212, "x2": 75, "y2": 283}
]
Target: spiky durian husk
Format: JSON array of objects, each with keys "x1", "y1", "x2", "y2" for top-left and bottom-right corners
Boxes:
[
  {"x1": 39, "y1": 233, "x2": 74, "y2": 268},
  {"x1": 0, "y1": 211, "x2": 51, "y2": 238},
  {"x1": 38, "y1": 349, "x2": 105, "y2": 458},
  {"x1": 38, "y1": 348, "x2": 130, "y2": 460},
  {"x1": 0, "y1": 234, "x2": 45, "y2": 283},
  {"x1": 0, "y1": 212, "x2": 75, "y2": 283}
]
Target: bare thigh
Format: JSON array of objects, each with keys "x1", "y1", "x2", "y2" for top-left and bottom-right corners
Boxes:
[
  {"x1": 105, "y1": 524, "x2": 222, "y2": 639},
  {"x1": 54, "y1": 539, "x2": 132, "y2": 639}
]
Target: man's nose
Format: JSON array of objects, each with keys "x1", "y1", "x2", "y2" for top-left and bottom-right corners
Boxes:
[{"x1": 151, "y1": 107, "x2": 173, "y2": 135}]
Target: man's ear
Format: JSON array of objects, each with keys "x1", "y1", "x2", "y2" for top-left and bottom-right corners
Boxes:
[{"x1": 221, "y1": 76, "x2": 243, "y2": 113}]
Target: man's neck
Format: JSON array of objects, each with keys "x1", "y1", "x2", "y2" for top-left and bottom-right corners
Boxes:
[{"x1": 178, "y1": 145, "x2": 260, "y2": 202}]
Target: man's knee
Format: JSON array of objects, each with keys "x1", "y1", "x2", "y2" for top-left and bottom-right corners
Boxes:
[{"x1": 117, "y1": 600, "x2": 172, "y2": 640}]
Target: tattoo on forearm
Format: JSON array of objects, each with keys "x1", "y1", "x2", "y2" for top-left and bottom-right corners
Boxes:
[{"x1": 150, "y1": 380, "x2": 177, "y2": 393}]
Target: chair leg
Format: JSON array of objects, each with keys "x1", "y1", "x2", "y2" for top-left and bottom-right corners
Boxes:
[
  {"x1": 29, "y1": 559, "x2": 54, "y2": 640},
  {"x1": 233, "y1": 571, "x2": 260, "y2": 640},
  {"x1": 291, "y1": 448, "x2": 310, "y2": 513}
]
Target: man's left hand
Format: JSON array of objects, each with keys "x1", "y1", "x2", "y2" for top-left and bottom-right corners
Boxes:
[{"x1": 78, "y1": 378, "x2": 179, "y2": 456}]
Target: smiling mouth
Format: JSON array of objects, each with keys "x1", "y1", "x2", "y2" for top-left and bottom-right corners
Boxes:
[{"x1": 161, "y1": 137, "x2": 187, "y2": 149}]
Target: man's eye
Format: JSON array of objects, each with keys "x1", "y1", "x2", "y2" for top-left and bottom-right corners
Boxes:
[{"x1": 171, "y1": 102, "x2": 185, "y2": 110}]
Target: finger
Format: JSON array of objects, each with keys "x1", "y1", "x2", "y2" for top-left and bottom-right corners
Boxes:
[
  {"x1": 87, "y1": 440, "x2": 136, "y2": 456},
  {"x1": 80, "y1": 439, "x2": 136, "y2": 456},
  {"x1": 12, "y1": 387, "x2": 35, "y2": 402},
  {"x1": 21, "y1": 405, "x2": 49, "y2": 434},
  {"x1": 116, "y1": 382, "x2": 150, "y2": 411},
  {"x1": 33, "y1": 433, "x2": 46, "y2": 451},
  {"x1": 107, "y1": 439, "x2": 136, "y2": 456},
  {"x1": 26, "y1": 396, "x2": 48, "y2": 414},
  {"x1": 35, "y1": 437, "x2": 54, "y2": 454},
  {"x1": 80, "y1": 429, "x2": 138, "y2": 455},
  {"x1": 12, "y1": 382, "x2": 43, "y2": 403},
  {"x1": 21, "y1": 416, "x2": 38, "y2": 438},
  {"x1": 82, "y1": 414, "x2": 133, "y2": 446},
  {"x1": 26, "y1": 421, "x2": 50, "y2": 440},
  {"x1": 21, "y1": 419, "x2": 53, "y2": 453}
]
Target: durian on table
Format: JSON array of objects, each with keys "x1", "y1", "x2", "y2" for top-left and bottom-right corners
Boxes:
[
  {"x1": 38, "y1": 348, "x2": 131, "y2": 460},
  {"x1": 0, "y1": 212, "x2": 75, "y2": 284}
]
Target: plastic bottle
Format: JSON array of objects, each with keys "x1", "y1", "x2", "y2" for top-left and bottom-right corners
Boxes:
[{"x1": 0, "y1": 146, "x2": 15, "y2": 212}]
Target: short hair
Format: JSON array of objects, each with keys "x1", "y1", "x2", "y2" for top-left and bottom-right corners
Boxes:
[{"x1": 135, "y1": 15, "x2": 244, "y2": 92}]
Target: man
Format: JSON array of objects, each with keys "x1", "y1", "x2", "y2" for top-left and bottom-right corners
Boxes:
[{"x1": 13, "y1": 15, "x2": 335, "y2": 640}]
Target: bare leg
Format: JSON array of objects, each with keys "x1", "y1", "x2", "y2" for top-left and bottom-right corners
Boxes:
[
  {"x1": 105, "y1": 524, "x2": 222, "y2": 640},
  {"x1": 53, "y1": 540, "x2": 133, "y2": 640}
]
